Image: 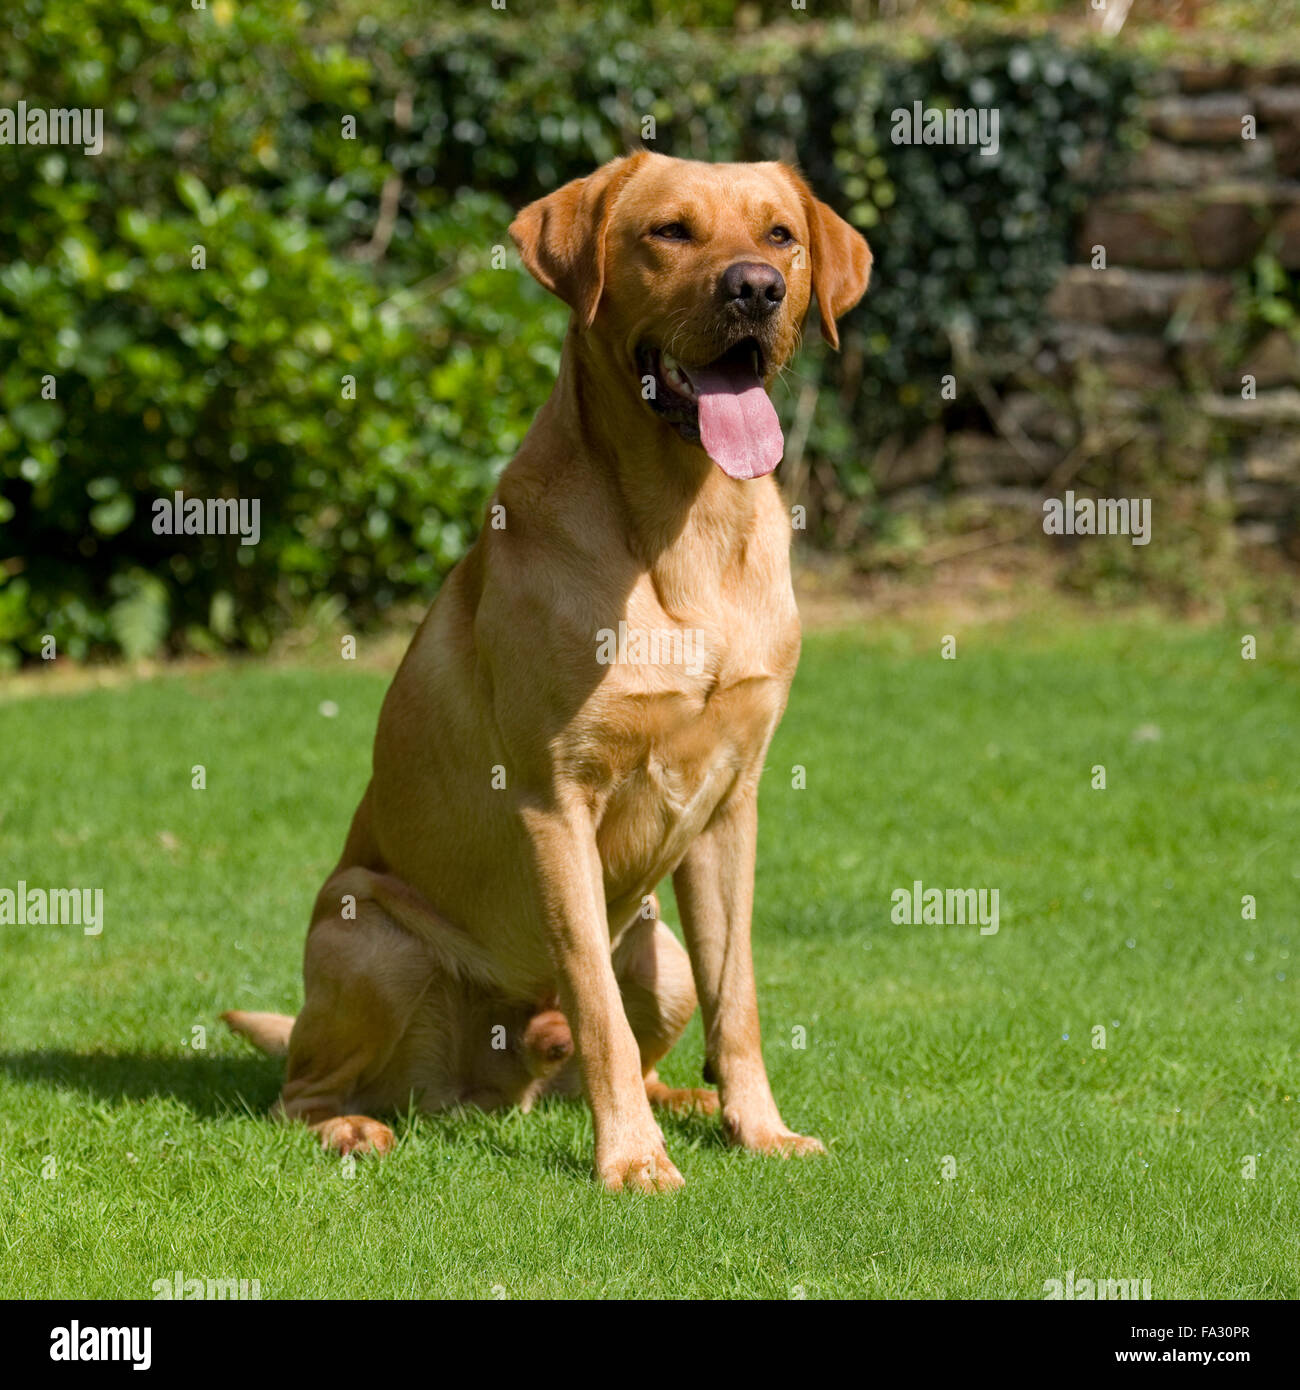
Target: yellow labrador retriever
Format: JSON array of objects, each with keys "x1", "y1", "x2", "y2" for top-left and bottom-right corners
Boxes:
[{"x1": 225, "y1": 152, "x2": 871, "y2": 1191}]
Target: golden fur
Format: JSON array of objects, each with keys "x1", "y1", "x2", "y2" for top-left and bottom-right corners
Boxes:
[{"x1": 224, "y1": 153, "x2": 871, "y2": 1191}]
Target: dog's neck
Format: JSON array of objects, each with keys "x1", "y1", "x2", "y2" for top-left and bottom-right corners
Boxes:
[{"x1": 552, "y1": 324, "x2": 777, "y2": 575}]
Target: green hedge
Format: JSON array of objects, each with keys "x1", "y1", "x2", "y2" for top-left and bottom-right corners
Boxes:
[{"x1": 0, "y1": 0, "x2": 1147, "y2": 661}]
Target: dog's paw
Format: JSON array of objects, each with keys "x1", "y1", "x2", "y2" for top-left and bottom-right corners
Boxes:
[
  {"x1": 645, "y1": 1080, "x2": 720, "y2": 1117},
  {"x1": 314, "y1": 1115, "x2": 396, "y2": 1157},
  {"x1": 725, "y1": 1119, "x2": 826, "y2": 1158},
  {"x1": 596, "y1": 1140, "x2": 684, "y2": 1193},
  {"x1": 521, "y1": 1008, "x2": 573, "y2": 1077}
]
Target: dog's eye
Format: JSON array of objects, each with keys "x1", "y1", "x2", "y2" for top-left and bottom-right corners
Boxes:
[
  {"x1": 769, "y1": 226, "x2": 794, "y2": 245},
  {"x1": 650, "y1": 222, "x2": 691, "y2": 241}
]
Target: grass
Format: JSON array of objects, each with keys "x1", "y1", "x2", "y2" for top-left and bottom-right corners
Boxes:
[{"x1": 0, "y1": 611, "x2": 1297, "y2": 1299}]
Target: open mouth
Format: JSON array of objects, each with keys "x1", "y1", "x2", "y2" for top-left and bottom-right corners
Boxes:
[{"x1": 636, "y1": 337, "x2": 784, "y2": 481}]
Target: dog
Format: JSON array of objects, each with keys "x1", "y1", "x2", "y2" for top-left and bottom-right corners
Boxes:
[{"x1": 224, "y1": 152, "x2": 872, "y2": 1191}]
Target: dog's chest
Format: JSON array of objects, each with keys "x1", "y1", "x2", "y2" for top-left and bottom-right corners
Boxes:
[{"x1": 576, "y1": 584, "x2": 798, "y2": 894}]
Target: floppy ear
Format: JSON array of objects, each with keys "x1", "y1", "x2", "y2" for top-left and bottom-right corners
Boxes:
[
  {"x1": 508, "y1": 153, "x2": 649, "y2": 328},
  {"x1": 786, "y1": 169, "x2": 873, "y2": 350}
]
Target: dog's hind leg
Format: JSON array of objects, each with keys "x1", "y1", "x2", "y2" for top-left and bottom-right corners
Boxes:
[
  {"x1": 276, "y1": 910, "x2": 426, "y2": 1155},
  {"x1": 275, "y1": 868, "x2": 500, "y2": 1156}
]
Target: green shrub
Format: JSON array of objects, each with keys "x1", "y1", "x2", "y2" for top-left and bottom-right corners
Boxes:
[{"x1": 0, "y1": 0, "x2": 1148, "y2": 660}]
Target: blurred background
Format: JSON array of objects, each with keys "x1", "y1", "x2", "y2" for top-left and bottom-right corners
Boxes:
[{"x1": 2, "y1": 0, "x2": 1299, "y2": 664}]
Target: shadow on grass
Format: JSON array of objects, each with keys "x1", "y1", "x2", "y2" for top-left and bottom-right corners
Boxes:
[
  {"x1": 0, "y1": 1049, "x2": 282, "y2": 1117},
  {"x1": 0, "y1": 1050, "x2": 730, "y2": 1163}
]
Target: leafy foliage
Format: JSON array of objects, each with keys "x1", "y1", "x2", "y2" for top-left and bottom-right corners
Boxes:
[{"x1": 0, "y1": 0, "x2": 1148, "y2": 659}]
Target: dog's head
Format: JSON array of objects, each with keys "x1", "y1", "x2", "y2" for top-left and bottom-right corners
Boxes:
[{"x1": 509, "y1": 152, "x2": 873, "y2": 480}]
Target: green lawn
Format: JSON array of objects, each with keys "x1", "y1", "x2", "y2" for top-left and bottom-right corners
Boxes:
[{"x1": 1, "y1": 614, "x2": 1297, "y2": 1299}]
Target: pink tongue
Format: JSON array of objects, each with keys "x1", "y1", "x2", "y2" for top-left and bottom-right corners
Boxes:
[{"x1": 692, "y1": 358, "x2": 784, "y2": 480}]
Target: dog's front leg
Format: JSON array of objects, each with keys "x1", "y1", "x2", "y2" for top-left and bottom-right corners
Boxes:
[
  {"x1": 673, "y1": 791, "x2": 825, "y2": 1158},
  {"x1": 521, "y1": 802, "x2": 684, "y2": 1192}
]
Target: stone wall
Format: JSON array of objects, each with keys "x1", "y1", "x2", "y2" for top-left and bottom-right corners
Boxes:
[{"x1": 876, "y1": 59, "x2": 1300, "y2": 558}]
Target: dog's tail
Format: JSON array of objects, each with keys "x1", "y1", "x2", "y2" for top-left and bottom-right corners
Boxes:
[{"x1": 221, "y1": 1010, "x2": 294, "y2": 1057}]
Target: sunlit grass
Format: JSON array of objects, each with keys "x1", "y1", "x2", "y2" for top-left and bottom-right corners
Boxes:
[{"x1": 0, "y1": 616, "x2": 1296, "y2": 1297}]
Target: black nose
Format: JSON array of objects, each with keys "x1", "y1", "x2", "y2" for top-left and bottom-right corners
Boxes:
[{"x1": 719, "y1": 261, "x2": 786, "y2": 318}]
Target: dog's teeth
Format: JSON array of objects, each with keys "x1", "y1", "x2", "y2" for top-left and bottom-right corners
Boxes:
[
  {"x1": 663, "y1": 362, "x2": 695, "y2": 398},
  {"x1": 662, "y1": 352, "x2": 679, "y2": 372}
]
